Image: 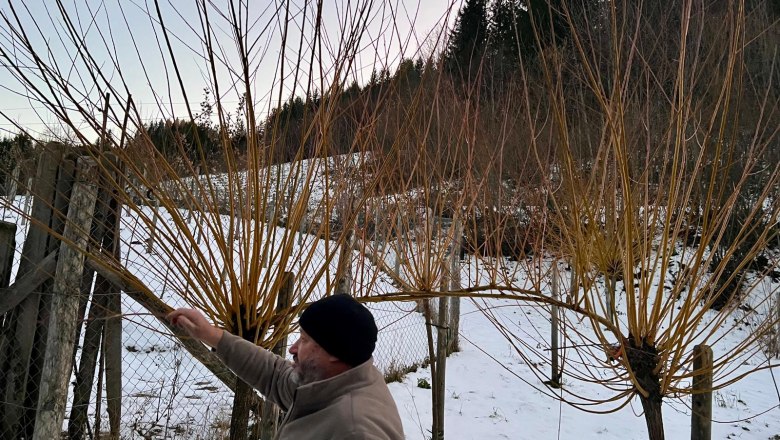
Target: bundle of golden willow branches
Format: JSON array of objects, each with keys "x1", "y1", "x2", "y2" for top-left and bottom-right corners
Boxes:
[
  {"x1": 0, "y1": 0, "x2": 550, "y2": 341},
  {"x1": 0, "y1": 0, "x2": 440, "y2": 346}
]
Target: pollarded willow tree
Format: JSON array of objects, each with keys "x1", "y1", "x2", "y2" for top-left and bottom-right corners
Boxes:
[{"x1": 463, "y1": 1, "x2": 780, "y2": 439}]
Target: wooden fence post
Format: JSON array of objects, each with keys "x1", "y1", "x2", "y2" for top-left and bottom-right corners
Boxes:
[
  {"x1": 33, "y1": 156, "x2": 99, "y2": 439},
  {"x1": 187, "y1": 165, "x2": 200, "y2": 223},
  {"x1": 20, "y1": 176, "x2": 33, "y2": 225},
  {"x1": 374, "y1": 205, "x2": 383, "y2": 260},
  {"x1": 67, "y1": 154, "x2": 124, "y2": 439},
  {"x1": 394, "y1": 211, "x2": 402, "y2": 278},
  {"x1": 0, "y1": 221, "x2": 16, "y2": 360},
  {"x1": 422, "y1": 300, "x2": 437, "y2": 437},
  {"x1": 433, "y1": 293, "x2": 449, "y2": 440},
  {"x1": 774, "y1": 291, "x2": 780, "y2": 357},
  {"x1": 103, "y1": 154, "x2": 124, "y2": 439},
  {"x1": 6, "y1": 166, "x2": 20, "y2": 200},
  {"x1": 260, "y1": 271, "x2": 294, "y2": 440},
  {"x1": 549, "y1": 263, "x2": 562, "y2": 388},
  {"x1": 691, "y1": 344, "x2": 713, "y2": 440},
  {"x1": 0, "y1": 221, "x2": 16, "y2": 287},
  {"x1": 1, "y1": 147, "x2": 67, "y2": 438},
  {"x1": 69, "y1": 190, "x2": 111, "y2": 439},
  {"x1": 448, "y1": 218, "x2": 462, "y2": 354},
  {"x1": 432, "y1": 250, "x2": 451, "y2": 440},
  {"x1": 230, "y1": 358, "x2": 258, "y2": 439}
]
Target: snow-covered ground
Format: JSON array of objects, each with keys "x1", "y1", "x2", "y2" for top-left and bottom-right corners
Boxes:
[{"x1": 389, "y1": 297, "x2": 780, "y2": 439}]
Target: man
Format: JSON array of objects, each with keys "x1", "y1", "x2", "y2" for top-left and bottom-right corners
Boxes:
[{"x1": 167, "y1": 294, "x2": 405, "y2": 440}]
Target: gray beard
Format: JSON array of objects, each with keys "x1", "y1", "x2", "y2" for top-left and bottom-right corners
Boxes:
[{"x1": 290, "y1": 359, "x2": 326, "y2": 385}]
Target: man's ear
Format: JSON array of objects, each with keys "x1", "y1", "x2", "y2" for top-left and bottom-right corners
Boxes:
[{"x1": 325, "y1": 353, "x2": 341, "y2": 364}]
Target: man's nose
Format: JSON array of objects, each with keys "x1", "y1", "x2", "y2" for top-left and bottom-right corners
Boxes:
[{"x1": 289, "y1": 339, "x2": 299, "y2": 355}]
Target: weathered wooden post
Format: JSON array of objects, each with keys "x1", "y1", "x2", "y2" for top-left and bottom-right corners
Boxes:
[
  {"x1": 3, "y1": 163, "x2": 22, "y2": 219},
  {"x1": 549, "y1": 263, "x2": 562, "y2": 388},
  {"x1": 605, "y1": 270, "x2": 617, "y2": 325},
  {"x1": 260, "y1": 271, "x2": 294, "y2": 440},
  {"x1": 147, "y1": 196, "x2": 160, "y2": 254},
  {"x1": 421, "y1": 300, "x2": 437, "y2": 438},
  {"x1": 103, "y1": 155, "x2": 124, "y2": 440},
  {"x1": 0, "y1": 221, "x2": 16, "y2": 287},
  {"x1": 230, "y1": 348, "x2": 259, "y2": 440},
  {"x1": 394, "y1": 211, "x2": 402, "y2": 278},
  {"x1": 433, "y1": 264, "x2": 450, "y2": 440},
  {"x1": 433, "y1": 301, "x2": 449, "y2": 440},
  {"x1": 691, "y1": 344, "x2": 713, "y2": 440},
  {"x1": 448, "y1": 218, "x2": 462, "y2": 354},
  {"x1": 6, "y1": 165, "x2": 20, "y2": 201},
  {"x1": 33, "y1": 156, "x2": 99, "y2": 439},
  {"x1": 774, "y1": 291, "x2": 780, "y2": 358},
  {"x1": 20, "y1": 176, "x2": 33, "y2": 225},
  {"x1": 0, "y1": 221, "x2": 16, "y2": 397},
  {"x1": 374, "y1": 204, "x2": 383, "y2": 259},
  {"x1": 187, "y1": 165, "x2": 200, "y2": 222},
  {"x1": 1, "y1": 146, "x2": 68, "y2": 438},
  {"x1": 0, "y1": 221, "x2": 16, "y2": 367},
  {"x1": 68, "y1": 155, "x2": 124, "y2": 440}
]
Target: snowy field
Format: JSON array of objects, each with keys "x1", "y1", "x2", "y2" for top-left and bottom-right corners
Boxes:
[{"x1": 390, "y1": 297, "x2": 780, "y2": 439}]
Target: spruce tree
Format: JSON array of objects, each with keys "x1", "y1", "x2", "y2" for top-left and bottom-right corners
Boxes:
[
  {"x1": 445, "y1": 0, "x2": 489, "y2": 86},
  {"x1": 487, "y1": 0, "x2": 531, "y2": 75}
]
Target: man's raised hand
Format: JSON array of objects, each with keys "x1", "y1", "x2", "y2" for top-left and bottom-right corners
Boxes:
[{"x1": 167, "y1": 308, "x2": 224, "y2": 348}]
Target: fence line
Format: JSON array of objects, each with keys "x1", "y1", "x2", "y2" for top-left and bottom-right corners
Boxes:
[{"x1": 0, "y1": 147, "x2": 437, "y2": 439}]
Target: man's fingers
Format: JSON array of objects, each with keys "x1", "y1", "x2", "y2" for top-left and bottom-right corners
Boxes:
[
  {"x1": 166, "y1": 310, "x2": 182, "y2": 323},
  {"x1": 178, "y1": 315, "x2": 196, "y2": 332},
  {"x1": 166, "y1": 309, "x2": 210, "y2": 340}
]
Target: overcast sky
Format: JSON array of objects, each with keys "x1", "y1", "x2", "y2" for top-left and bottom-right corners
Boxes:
[{"x1": 0, "y1": 0, "x2": 458, "y2": 140}]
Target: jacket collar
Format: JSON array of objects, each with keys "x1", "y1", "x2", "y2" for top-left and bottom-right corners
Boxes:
[{"x1": 288, "y1": 357, "x2": 380, "y2": 418}]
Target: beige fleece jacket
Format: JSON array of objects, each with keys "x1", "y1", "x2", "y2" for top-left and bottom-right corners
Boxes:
[{"x1": 216, "y1": 331, "x2": 405, "y2": 440}]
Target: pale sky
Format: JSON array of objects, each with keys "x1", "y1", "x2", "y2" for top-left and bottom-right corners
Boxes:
[{"x1": 0, "y1": 0, "x2": 459, "y2": 140}]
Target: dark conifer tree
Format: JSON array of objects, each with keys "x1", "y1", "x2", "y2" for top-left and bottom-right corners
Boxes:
[
  {"x1": 445, "y1": 0, "x2": 489, "y2": 86},
  {"x1": 487, "y1": 0, "x2": 530, "y2": 77}
]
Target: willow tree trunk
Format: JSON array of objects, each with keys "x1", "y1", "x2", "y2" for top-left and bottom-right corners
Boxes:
[
  {"x1": 639, "y1": 394, "x2": 665, "y2": 440},
  {"x1": 629, "y1": 337, "x2": 665, "y2": 440},
  {"x1": 259, "y1": 272, "x2": 294, "y2": 440},
  {"x1": 230, "y1": 379, "x2": 255, "y2": 440}
]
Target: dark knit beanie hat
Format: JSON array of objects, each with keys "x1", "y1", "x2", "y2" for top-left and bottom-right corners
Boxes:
[{"x1": 299, "y1": 294, "x2": 378, "y2": 367}]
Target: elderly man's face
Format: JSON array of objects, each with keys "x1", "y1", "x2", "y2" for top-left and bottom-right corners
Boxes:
[{"x1": 289, "y1": 329, "x2": 332, "y2": 384}]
